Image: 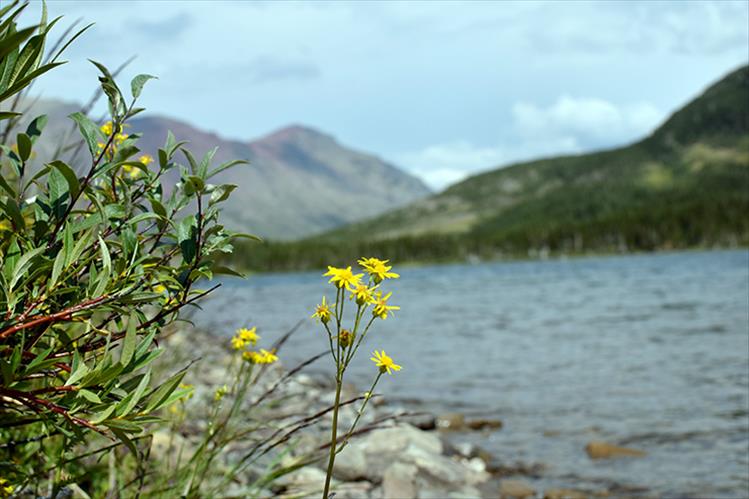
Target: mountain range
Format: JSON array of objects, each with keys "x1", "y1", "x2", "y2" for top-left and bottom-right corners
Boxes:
[{"x1": 233, "y1": 64, "x2": 749, "y2": 271}]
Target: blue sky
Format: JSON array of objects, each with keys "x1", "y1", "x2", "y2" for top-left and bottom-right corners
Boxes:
[{"x1": 21, "y1": 0, "x2": 749, "y2": 189}]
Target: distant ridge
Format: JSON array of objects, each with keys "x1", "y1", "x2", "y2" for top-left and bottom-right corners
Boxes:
[{"x1": 129, "y1": 119, "x2": 431, "y2": 239}]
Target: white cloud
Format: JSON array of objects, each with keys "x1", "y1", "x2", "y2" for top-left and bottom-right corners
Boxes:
[
  {"x1": 399, "y1": 96, "x2": 665, "y2": 190},
  {"x1": 513, "y1": 96, "x2": 663, "y2": 146},
  {"x1": 396, "y1": 141, "x2": 506, "y2": 190}
]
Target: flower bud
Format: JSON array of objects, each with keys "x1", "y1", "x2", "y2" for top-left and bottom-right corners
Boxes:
[{"x1": 338, "y1": 329, "x2": 354, "y2": 348}]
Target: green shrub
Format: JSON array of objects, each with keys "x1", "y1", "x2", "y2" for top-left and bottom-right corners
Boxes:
[{"x1": 0, "y1": 2, "x2": 250, "y2": 494}]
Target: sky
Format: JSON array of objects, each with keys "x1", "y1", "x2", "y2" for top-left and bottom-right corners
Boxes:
[{"x1": 18, "y1": 0, "x2": 749, "y2": 190}]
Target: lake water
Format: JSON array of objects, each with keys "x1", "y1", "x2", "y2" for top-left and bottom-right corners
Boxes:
[{"x1": 193, "y1": 250, "x2": 749, "y2": 498}]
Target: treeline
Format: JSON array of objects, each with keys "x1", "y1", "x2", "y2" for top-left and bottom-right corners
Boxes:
[{"x1": 229, "y1": 189, "x2": 749, "y2": 273}]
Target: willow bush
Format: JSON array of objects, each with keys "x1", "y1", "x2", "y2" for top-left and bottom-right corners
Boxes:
[{"x1": 0, "y1": 2, "x2": 251, "y2": 494}]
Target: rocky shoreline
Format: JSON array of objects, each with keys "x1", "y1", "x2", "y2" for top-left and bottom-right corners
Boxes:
[{"x1": 163, "y1": 329, "x2": 647, "y2": 498}]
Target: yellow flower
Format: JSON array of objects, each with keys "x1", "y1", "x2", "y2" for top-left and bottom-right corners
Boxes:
[
  {"x1": 370, "y1": 350, "x2": 402, "y2": 375},
  {"x1": 358, "y1": 257, "x2": 399, "y2": 284},
  {"x1": 122, "y1": 163, "x2": 142, "y2": 179},
  {"x1": 139, "y1": 154, "x2": 154, "y2": 165},
  {"x1": 114, "y1": 132, "x2": 128, "y2": 144},
  {"x1": 231, "y1": 336, "x2": 246, "y2": 350},
  {"x1": 324, "y1": 266, "x2": 363, "y2": 290},
  {"x1": 100, "y1": 121, "x2": 114, "y2": 136},
  {"x1": 231, "y1": 327, "x2": 259, "y2": 351},
  {"x1": 243, "y1": 349, "x2": 278, "y2": 364},
  {"x1": 349, "y1": 284, "x2": 375, "y2": 306},
  {"x1": 372, "y1": 291, "x2": 400, "y2": 320},
  {"x1": 312, "y1": 296, "x2": 333, "y2": 324},
  {"x1": 0, "y1": 478, "x2": 13, "y2": 498},
  {"x1": 238, "y1": 327, "x2": 259, "y2": 345}
]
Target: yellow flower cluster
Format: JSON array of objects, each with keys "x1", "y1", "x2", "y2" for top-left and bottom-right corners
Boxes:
[
  {"x1": 242, "y1": 349, "x2": 279, "y2": 365},
  {"x1": 97, "y1": 121, "x2": 129, "y2": 155},
  {"x1": 320, "y1": 257, "x2": 400, "y2": 321},
  {"x1": 314, "y1": 257, "x2": 403, "y2": 375},
  {"x1": 97, "y1": 121, "x2": 154, "y2": 179},
  {"x1": 0, "y1": 478, "x2": 13, "y2": 497},
  {"x1": 231, "y1": 327, "x2": 259, "y2": 350},
  {"x1": 230, "y1": 327, "x2": 278, "y2": 365},
  {"x1": 122, "y1": 154, "x2": 153, "y2": 179}
]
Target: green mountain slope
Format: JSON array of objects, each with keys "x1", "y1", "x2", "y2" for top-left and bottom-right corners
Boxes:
[{"x1": 235, "y1": 65, "x2": 749, "y2": 270}]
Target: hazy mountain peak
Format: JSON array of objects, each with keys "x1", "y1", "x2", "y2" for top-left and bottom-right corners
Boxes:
[{"x1": 261, "y1": 124, "x2": 333, "y2": 143}]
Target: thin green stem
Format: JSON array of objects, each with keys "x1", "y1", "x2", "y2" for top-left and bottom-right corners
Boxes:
[
  {"x1": 322, "y1": 376, "x2": 343, "y2": 499},
  {"x1": 323, "y1": 322, "x2": 337, "y2": 364},
  {"x1": 335, "y1": 372, "x2": 382, "y2": 455}
]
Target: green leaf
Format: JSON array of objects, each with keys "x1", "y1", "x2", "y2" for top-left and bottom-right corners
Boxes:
[
  {"x1": 120, "y1": 315, "x2": 137, "y2": 367},
  {"x1": 110, "y1": 428, "x2": 140, "y2": 460},
  {"x1": 16, "y1": 132, "x2": 31, "y2": 161},
  {"x1": 231, "y1": 232, "x2": 263, "y2": 243},
  {"x1": 22, "y1": 346, "x2": 54, "y2": 376},
  {"x1": 9, "y1": 246, "x2": 44, "y2": 291},
  {"x1": 78, "y1": 389, "x2": 101, "y2": 403},
  {"x1": 0, "y1": 111, "x2": 21, "y2": 121},
  {"x1": 48, "y1": 160, "x2": 80, "y2": 199},
  {"x1": 47, "y1": 166, "x2": 68, "y2": 217},
  {"x1": 90, "y1": 405, "x2": 116, "y2": 424},
  {"x1": 90, "y1": 59, "x2": 126, "y2": 118},
  {"x1": 207, "y1": 159, "x2": 248, "y2": 179},
  {"x1": 68, "y1": 111, "x2": 101, "y2": 158},
  {"x1": 65, "y1": 360, "x2": 90, "y2": 387},
  {"x1": 0, "y1": 25, "x2": 37, "y2": 62},
  {"x1": 50, "y1": 246, "x2": 66, "y2": 287},
  {"x1": 176, "y1": 215, "x2": 197, "y2": 262},
  {"x1": 93, "y1": 237, "x2": 111, "y2": 296},
  {"x1": 184, "y1": 175, "x2": 205, "y2": 195},
  {"x1": 144, "y1": 370, "x2": 186, "y2": 413},
  {"x1": 0, "y1": 174, "x2": 15, "y2": 197},
  {"x1": 116, "y1": 371, "x2": 150, "y2": 417},
  {"x1": 25, "y1": 114, "x2": 48, "y2": 142},
  {"x1": 197, "y1": 147, "x2": 218, "y2": 179},
  {"x1": 2, "y1": 198, "x2": 24, "y2": 230},
  {"x1": 211, "y1": 265, "x2": 245, "y2": 278},
  {"x1": 209, "y1": 184, "x2": 237, "y2": 206},
  {"x1": 103, "y1": 419, "x2": 142, "y2": 433},
  {"x1": 130, "y1": 73, "x2": 156, "y2": 99}
]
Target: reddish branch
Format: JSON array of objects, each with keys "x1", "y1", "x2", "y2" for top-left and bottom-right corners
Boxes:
[
  {"x1": 0, "y1": 295, "x2": 110, "y2": 340},
  {"x1": 0, "y1": 386, "x2": 107, "y2": 436}
]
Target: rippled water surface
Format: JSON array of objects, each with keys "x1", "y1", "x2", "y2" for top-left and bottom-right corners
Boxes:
[{"x1": 193, "y1": 250, "x2": 749, "y2": 498}]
